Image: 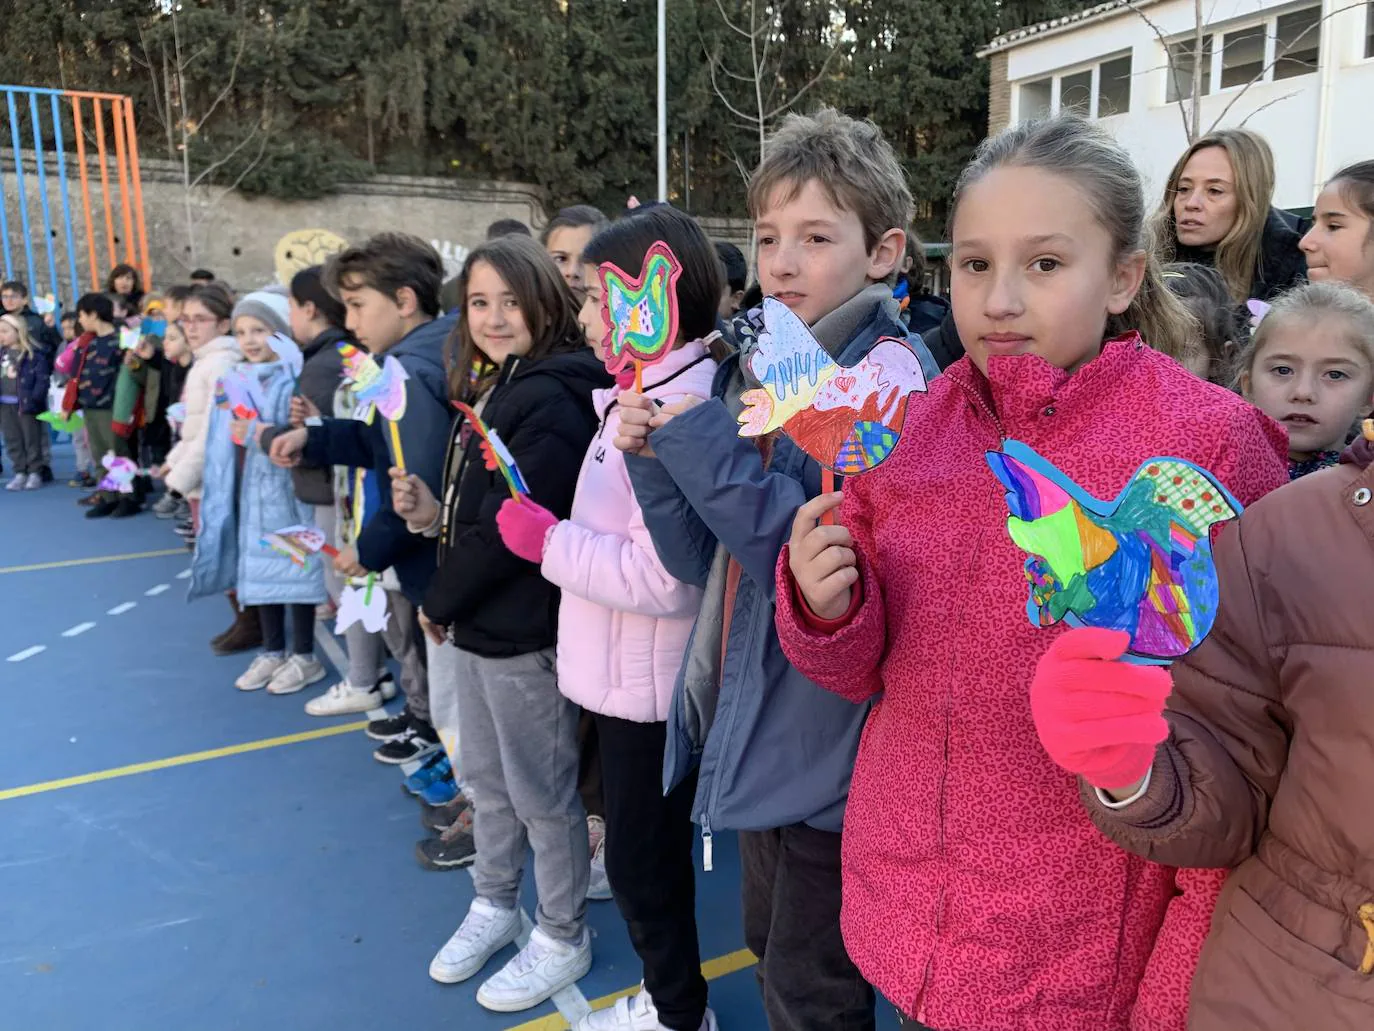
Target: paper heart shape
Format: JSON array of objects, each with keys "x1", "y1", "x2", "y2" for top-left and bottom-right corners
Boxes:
[{"x1": 834, "y1": 374, "x2": 857, "y2": 394}]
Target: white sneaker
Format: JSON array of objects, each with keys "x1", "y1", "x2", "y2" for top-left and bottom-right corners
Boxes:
[
  {"x1": 266, "y1": 654, "x2": 327, "y2": 695},
  {"x1": 304, "y1": 680, "x2": 386, "y2": 716},
  {"x1": 235, "y1": 653, "x2": 287, "y2": 691},
  {"x1": 576, "y1": 986, "x2": 719, "y2": 1031},
  {"x1": 429, "y1": 897, "x2": 522, "y2": 985},
  {"x1": 588, "y1": 838, "x2": 612, "y2": 901},
  {"x1": 23, "y1": 472, "x2": 41, "y2": 490},
  {"x1": 5, "y1": 474, "x2": 25, "y2": 491},
  {"x1": 476, "y1": 925, "x2": 592, "y2": 1012}
]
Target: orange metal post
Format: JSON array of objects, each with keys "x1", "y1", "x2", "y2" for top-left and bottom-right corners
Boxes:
[
  {"x1": 121, "y1": 99, "x2": 151, "y2": 289},
  {"x1": 70, "y1": 96, "x2": 99, "y2": 291},
  {"x1": 92, "y1": 99, "x2": 118, "y2": 276},
  {"x1": 110, "y1": 97, "x2": 136, "y2": 268}
]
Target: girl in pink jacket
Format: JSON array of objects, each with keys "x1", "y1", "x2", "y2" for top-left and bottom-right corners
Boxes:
[
  {"x1": 496, "y1": 207, "x2": 723, "y2": 1031},
  {"x1": 778, "y1": 117, "x2": 1288, "y2": 1030}
]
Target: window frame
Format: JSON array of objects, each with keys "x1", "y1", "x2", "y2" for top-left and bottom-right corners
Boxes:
[
  {"x1": 1014, "y1": 50, "x2": 1133, "y2": 122},
  {"x1": 1162, "y1": 3, "x2": 1323, "y2": 104}
]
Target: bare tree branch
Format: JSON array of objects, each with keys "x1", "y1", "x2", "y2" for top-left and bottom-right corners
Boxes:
[
  {"x1": 706, "y1": 50, "x2": 764, "y2": 124},
  {"x1": 764, "y1": 33, "x2": 845, "y2": 120},
  {"x1": 712, "y1": 0, "x2": 756, "y2": 40},
  {"x1": 1235, "y1": 90, "x2": 1301, "y2": 127},
  {"x1": 189, "y1": 118, "x2": 265, "y2": 190}
]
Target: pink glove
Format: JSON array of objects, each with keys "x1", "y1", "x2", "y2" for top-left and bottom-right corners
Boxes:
[
  {"x1": 1030, "y1": 627, "x2": 1172, "y2": 790},
  {"x1": 496, "y1": 497, "x2": 558, "y2": 563}
]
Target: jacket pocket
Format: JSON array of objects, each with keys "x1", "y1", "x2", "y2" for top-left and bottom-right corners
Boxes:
[{"x1": 1191, "y1": 886, "x2": 1374, "y2": 1030}]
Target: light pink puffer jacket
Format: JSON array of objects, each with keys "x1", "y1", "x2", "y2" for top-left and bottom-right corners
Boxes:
[{"x1": 541, "y1": 340, "x2": 719, "y2": 723}]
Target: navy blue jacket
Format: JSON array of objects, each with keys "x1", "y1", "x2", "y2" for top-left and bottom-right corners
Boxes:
[
  {"x1": 11, "y1": 348, "x2": 52, "y2": 415},
  {"x1": 626, "y1": 298, "x2": 939, "y2": 834},
  {"x1": 302, "y1": 314, "x2": 455, "y2": 603}
]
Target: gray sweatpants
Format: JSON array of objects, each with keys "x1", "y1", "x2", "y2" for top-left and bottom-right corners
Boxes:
[
  {"x1": 344, "y1": 617, "x2": 385, "y2": 692},
  {"x1": 313, "y1": 504, "x2": 343, "y2": 602},
  {"x1": 456, "y1": 646, "x2": 588, "y2": 942},
  {"x1": 0, "y1": 404, "x2": 45, "y2": 475},
  {"x1": 381, "y1": 589, "x2": 429, "y2": 722},
  {"x1": 427, "y1": 636, "x2": 464, "y2": 784}
]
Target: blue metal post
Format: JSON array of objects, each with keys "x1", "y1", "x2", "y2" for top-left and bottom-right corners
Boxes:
[
  {"x1": 0, "y1": 92, "x2": 12, "y2": 278},
  {"x1": 49, "y1": 94, "x2": 80, "y2": 305},
  {"x1": 29, "y1": 92, "x2": 60, "y2": 300},
  {"x1": 5, "y1": 90, "x2": 36, "y2": 288}
]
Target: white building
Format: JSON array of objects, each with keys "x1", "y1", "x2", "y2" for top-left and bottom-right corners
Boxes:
[{"x1": 979, "y1": 0, "x2": 1374, "y2": 212}]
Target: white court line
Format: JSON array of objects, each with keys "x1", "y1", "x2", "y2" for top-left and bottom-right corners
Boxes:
[
  {"x1": 145, "y1": 584, "x2": 169, "y2": 596},
  {"x1": 7, "y1": 646, "x2": 46, "y2": 663},
  {"x1": 175, "y1": 568, "x2": 192, "y2": 580},
  {"x1": 107, "y1": 602, "x2": 136, "y2": 616},
  {"x1": 61, "y1": 622, "x2": 96, "y2": 638}
]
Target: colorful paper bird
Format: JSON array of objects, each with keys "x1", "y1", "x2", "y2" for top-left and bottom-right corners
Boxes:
[
  {"x1": 215, "y1": 367, "x2": 269, "y2": 422},
  {"x1": 452, "y1": 400, "x2": 530, "y2": 499},
  {"x1": 737, "y1": 297, "x2": 929, "y2": 475},
  {"x1": 97, "y1": 454, "x2": 146, "y2": 494},
  {"x1": 597, "y1": 240, "x2": 682, "y2": 384},
  {"x1": 32, "y1": 294, "x2": 56, "y2": 317},
  {"x1": 165, "y1": 401, "x2": 187, "y2": 430},
  {"x1": 335, "y1": 577, "x2": 389, "y2": 634},
  {"x1": 38, "y1": 409, "x2": 84, "y2": 434},
  {"x1": 119, "y1": 324, "x2": 142, "y2": 351},
  {"x1": 986, "y1": 440, "x2": 1242, "y2": 664},
  {"x1": 337, "y1": 343, "x2": 409, "y2": 466},
  {"x1": 260, "y1": 523, "x2": 339, "y2": 567}
]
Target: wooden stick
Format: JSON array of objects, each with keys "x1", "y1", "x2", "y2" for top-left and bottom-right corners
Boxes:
[
  {"x1": 388, "y1": 419, "x2": 406, "y2": 472},
  {"x1": 821, "y1": 467, "x2": 836, "y2": 526},
  {"x1": 634, "y1": 360, "x2": 644, "y2": 393}
]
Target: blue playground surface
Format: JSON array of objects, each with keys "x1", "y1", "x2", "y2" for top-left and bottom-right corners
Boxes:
[{"x1": 0, "y1": 444, "x2": 904, "y2": 1030}]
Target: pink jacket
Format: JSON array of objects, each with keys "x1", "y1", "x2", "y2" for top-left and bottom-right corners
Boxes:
[
  {"x1": 541, "y1": 341, "x2": 719, "y2": 723},
  {"x1": 775, "y1": 337, "x2": 1288, "y2": 1031}
]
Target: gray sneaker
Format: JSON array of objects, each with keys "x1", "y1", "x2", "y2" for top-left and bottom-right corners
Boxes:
[
  {"x1": 153, "y1": 493, "x2": 180, "y2": 518},
  {"x1": 416, "y1": 805, "x2": 476, "y2": 870}
]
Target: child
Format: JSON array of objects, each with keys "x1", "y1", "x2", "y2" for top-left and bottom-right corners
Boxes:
[
  {"x1": 542, "y1": 204, "x2": 609, "y2": 301},
  {"x1": 714, "y1": 240, "x2": 747, "y2": 318},
  {"x1": 151, "y1": 316, "x2": 194, "y2": 522},
  {"x1": 1035, "y1": 420, "x2": 1374, "y2": 1031},
  {"x1": 268, "y1": 233, "x2": 454, "y2": 763},
  {"x1": 615, "y1": 110, "x2": 939, "y2": 1031},
  {"x1": 388, "y1": 234, "x2": 611, "y2": 1011},
  {"x1": 1162, "y1": 262, "x2": 1242, "y2": 384},
  {"x1": 1237, "y1": 281, "x2": 1374, "y2": 479},
  {"x1": 71, "y1": 293, "x2": 126, "y2": 518},
  {"x1": 0, "y1": 314, "x2": 51, "y2": 490},
  {"x1": 496, "y1": 208, "x2": 722, "y2": 1031},
  {"x1": 1301, "y1": 160, "x2": 1374, "y2": 299},
  {"x1": 190, "y1": 291, "x2": 326, "y2": 694},
  {"x1": 778, "y1": 116, "x2": 1287, "y2": 1030}
]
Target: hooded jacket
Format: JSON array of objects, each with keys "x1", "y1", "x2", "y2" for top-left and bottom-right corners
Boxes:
[
  {"x1": 164, "y1": 335, "x2": 242, "y2": 500},
  {"x1": 774, "y1": 336, "x2": 1288, "y2": 1030},
  {"x1": 1083, "y1": 433, "x2": 1374, "y2": 1031},
  {"x1": 302, "y1": 314, "x2": 454, "y2": 603},
  {"x1": 541, "y1": 340, "x2": 718, "y2": 722},
  {"x1": 423, "y1": 346, "x2": 612, "y2": 657}
]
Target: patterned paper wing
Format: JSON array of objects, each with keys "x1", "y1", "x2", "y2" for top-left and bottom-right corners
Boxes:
[
  {"x1": 597, "y1": 240, "x2": 683, "y2": 375},
  {"x1": 366, "y1": 355, "x2": 409, "y2": 421},
  {"x1": 737, "y1": 297, "x2": 835, "y2": 440},
  {"x1": 98, "y1": 455, "x2": 140, "y2": 494},
  {"x1": 986, "y1": 440, "x2": 1241, "y2": 664}
]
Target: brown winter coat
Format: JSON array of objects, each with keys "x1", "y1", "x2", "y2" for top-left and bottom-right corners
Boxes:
[{"x1": 1083, "y1": 435, "x2": 1374, "y2": 1031}]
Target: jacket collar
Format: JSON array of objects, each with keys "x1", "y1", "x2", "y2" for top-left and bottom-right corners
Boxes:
[
  {"x1": 195, "y1": 335, "x2": 241, "y2": 361},
  {"x1": 302, "y1": 326, "x2": 348, "y2": 360},
  {"x1": 944, "y1": 332, "x2": 1148, "y2": 437}
]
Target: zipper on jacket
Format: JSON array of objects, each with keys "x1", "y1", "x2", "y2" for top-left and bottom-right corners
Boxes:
[{"x1": 701, "y1": 815, "x2": 713, "y2": 873}]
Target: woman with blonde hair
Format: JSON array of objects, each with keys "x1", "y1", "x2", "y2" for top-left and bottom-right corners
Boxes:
[{"x1": 1154, "y1": 128, "x2": 1306, "y2": 303}]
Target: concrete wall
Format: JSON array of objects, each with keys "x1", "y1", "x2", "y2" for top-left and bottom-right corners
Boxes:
[
  {"x1": 998, "y1": 0, "x2": 1374, "y2": 210},
  {"x1": 0, "y1": 152, "x2": 753, "y2": 301}
]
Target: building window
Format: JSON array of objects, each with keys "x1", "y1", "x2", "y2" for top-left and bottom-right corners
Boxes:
[
  {"x1": 1020, "y1": 78, "x2": 1052, "y2": 119},
  {"x1": 1274, "y1": 7, "x2": 1321, "y2": 79},
  {"x1": 1166, "y1": 36, "x2": 1213, "y2": 102},
  {"x1": 1365, "y1": 2, "x2": 1373, "y2": 59},
  {"x1": 1097, "y1": 54, "x2": 1133, "y2": 115},
  {"x1": 1060, "y1": 70, "x2": 1093, "y2": 114},
  {"x1": 1220, "y1": 24, "x2": 1266, "y2": 88}
]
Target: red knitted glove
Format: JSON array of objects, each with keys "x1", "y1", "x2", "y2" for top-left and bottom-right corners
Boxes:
[
  {"x1": 1030, "y1": 627, "x2": 1172, "y2": 790},
  {"x1": 495, "y1": 497, "x2": 558, "y2": 563}
]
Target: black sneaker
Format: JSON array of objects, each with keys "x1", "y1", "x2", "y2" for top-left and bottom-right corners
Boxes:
[
  {"x1": 420, "y1": 793, "x2": 472, "y2": 833},
  {"x1": 365, "y1": 709, "x2": 411, "y2": 742},
  {"x1": 85, "y1": 499, "x2": 119, "y2": 519},
  {"x1": 111, "y1": 497, "x2": 142, "y2": 518},
  {"x1": 415, "y1": 807, "x2": 476, "y2": 870},
  {"x1": 39, "y1": 465, "x2": 53, "y2": 484},
  {"x1": 373, "y1": 720, "x2": 441, "y2": 765}
]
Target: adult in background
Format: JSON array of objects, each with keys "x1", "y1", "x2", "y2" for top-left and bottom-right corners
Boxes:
[{"x1": 1153, "y1": 128, "x2": 1306, "y2": 305}]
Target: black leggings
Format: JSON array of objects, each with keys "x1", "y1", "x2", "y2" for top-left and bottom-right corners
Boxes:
[{"x1": 258, "y1": 603, "x2": 315, "y2": 656}]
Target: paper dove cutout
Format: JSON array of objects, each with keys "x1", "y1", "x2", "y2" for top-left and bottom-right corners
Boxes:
[
  {"x1": 98, "y1": 454, "x2": 143, "y2": 493},
  {"x1": 337, "y1": 344, "x2": 408, "y2": 421},
  {"x1": 38, "y1": 409, "x2": 84, "y2": 434},
  {"x1": 335, "y1": 582, "x2": 389, "y2": 634},
  {"x1": 166, "y1": 401, "x2": 187, "y2": 430},
  {"x1": 737, "y1": 297, "x2": 929, "y2": 475},
  {"x1": 986, "y1": 440, "x2": 1241, "y2": 664},
  {"x1": 260, "y1": 524, "x2": 336, "y2": 567},
  {"x1": 597, "y1": 240, "x2": 682, "y2": 376}
]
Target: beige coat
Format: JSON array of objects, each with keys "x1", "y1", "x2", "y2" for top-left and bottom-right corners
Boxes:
[{"x1": 164, "y1": 335, "x2": 241, "y2": 500}]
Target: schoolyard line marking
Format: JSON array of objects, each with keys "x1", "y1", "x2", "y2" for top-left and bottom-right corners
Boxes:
[
  {"x1": 0, "y1": 548, "x2": 185, "y2": 575},
  {"x1": 145, "y1": 583, "x2": 170, "y2": 596},
  {"x1": 175, "y1": 568, "x2": 192, "y2": 580},
  {"x1": 6, "y1": 646, "x2": 46, "y2": 663},
  {"x1": 501, "y1": 948, "x2": 758, "y2": 1031},
  {"x1": 61, "y1": 622, "x2": 96, "y2": 638},
  {"x1": 0, "y1": 721, "x2": 369, "y2": 802},
  {"x1": 107, "y1": 602, "x2": 136, "y2": 616}
]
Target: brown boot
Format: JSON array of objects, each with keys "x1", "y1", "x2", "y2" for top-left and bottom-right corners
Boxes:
[{"x1": 212, "y1": 594, "x2": 262, "y2": 656}]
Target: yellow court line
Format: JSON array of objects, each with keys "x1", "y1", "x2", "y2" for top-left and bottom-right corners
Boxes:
[
  {"x1": 504, "y1": 949, "x2": 758, "y2": 1031},
  {"x1": 0, "y1": 721, "x2": 368, "y2": 801},
  {"x1": 0, "y1": 548, "x2": 186, "y2": 575}
]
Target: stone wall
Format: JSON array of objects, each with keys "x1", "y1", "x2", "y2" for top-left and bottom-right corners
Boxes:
[{"x1": 0, "y1": 151, "x2": 752, "y2": 299}]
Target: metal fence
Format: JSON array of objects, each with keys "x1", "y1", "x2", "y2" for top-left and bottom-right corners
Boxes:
[{"x1": 0, "y1": 84, "x2": 150, "y2": 305}]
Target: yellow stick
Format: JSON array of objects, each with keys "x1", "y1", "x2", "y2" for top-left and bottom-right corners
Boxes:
[
  {"x1": 634, "y1": 360, "x2": 644, "y2": 393},
  {"x1": 388, "y1": 419, "x2": 406, "y2": 471}
]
